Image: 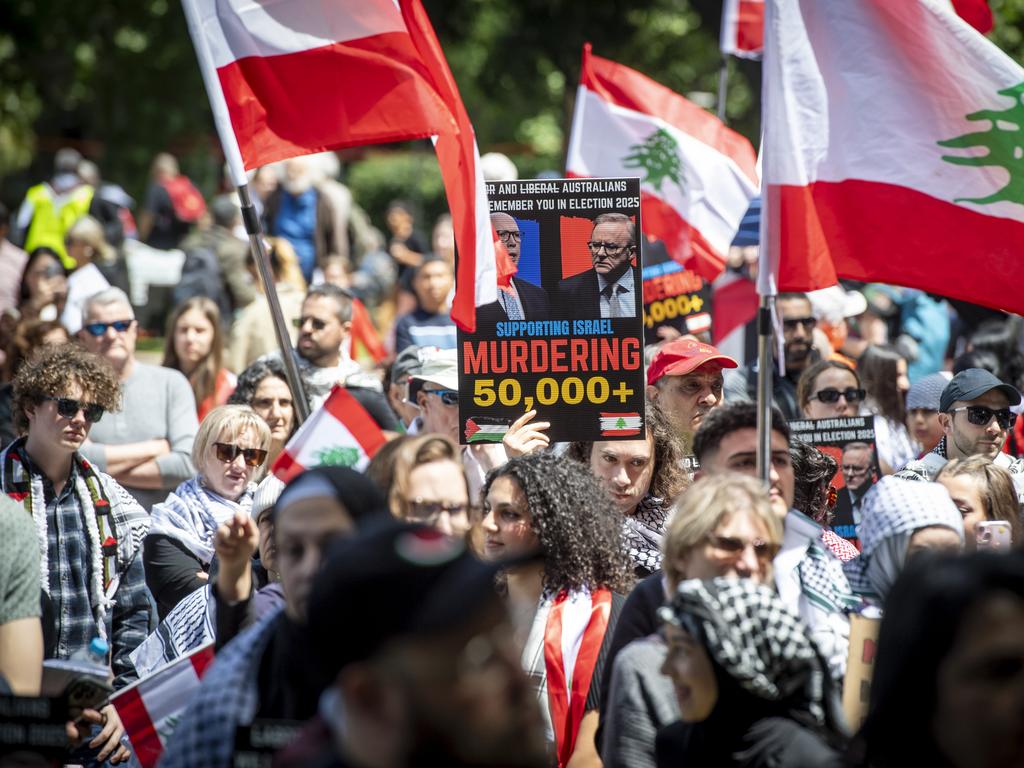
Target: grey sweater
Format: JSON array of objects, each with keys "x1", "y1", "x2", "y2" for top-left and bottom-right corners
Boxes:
[{"x1": 81, "y1": 362, "x2": 198, "y2": 511}]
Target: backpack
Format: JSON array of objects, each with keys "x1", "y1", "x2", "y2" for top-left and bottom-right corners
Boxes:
[{"x1": 161, "y1": 176, "x2": 207, "y2": 224}]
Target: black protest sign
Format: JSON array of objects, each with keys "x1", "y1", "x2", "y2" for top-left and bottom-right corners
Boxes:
[
  {"x1": 640, "y1": 239, "x2": 712, "y2": 343},
  {"x1": 458, "y1": 177, "x2": 646, "y2": 444},
  {"x1": 789, "y1": 416, "x2": 880, "y2": 544}
]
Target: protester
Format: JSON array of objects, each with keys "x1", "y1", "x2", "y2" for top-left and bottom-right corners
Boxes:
[
  {"x1": 163, "y1": 468, "x2": 389, "y2": 767},
  {"x1": 387, "y1": 434, "x2": 471, "y2": 537},
  {"x1": 77, "y1": 287, "x2": 198, "y2": 510},
  {"x1": 790, "y1": 441, "x2": 860, "y2": 561},
  {"x1": 277, "y1": 519, "x2": 548, "y2": 768},
  {"x1": 18, "y1": 246, "x2": 68, "y2": 322},
  {"x1": 600, "y1": 474, "x2": 782, "y2": 768},
  {"x1": 163, "y1": 297, "x2": 237, "y2": 421},
  {"x1": 384, "y1": 345, "x2": 424, "y2": 430},
  {"x1": 904, "y1": 371, "x2": 949, "y2": 455},
  {"x1": 0, "y1": 201, "x2": 29, "y2": 315},
  {"x1": 178, "y1": 194, "x2": 256, "y2": 316},
  {"x1": 144, "y1": 405, "x2": 269, "y2": 618},
  {"x1": 228, "y1": 356, "x2": 305, "y2": 468},
  {"x1": 645, "y1": 338, "x2": 738, "y2": 449},
  {"x1": 656, "y1": 579, "x2": 846, "y2": 767},
  {"x1": 61, "y1": 214, "x2": 116, "y2": 333},
  {"x1": 896, "y1": 368, "x2": 1024, "y2": 485},
  {"x1": 0, "y1": 319, "x2": 70, "y2": 446},
  {"x1": 1, "y1": 344, "x2": 151, "y2": 764},
  {"x1": 796, "y1": 359, "x2": 865, "y2": 420},
  {"x1": 935, "y1": 456, "x2": 1022, "y2": 550},
  {"x1": 15, "y1": 147, "x2": 95, "y2": 267},
  {"x1": 842, "y1": 476, "x2": 963, "y2": 606},
  {"x1": 565, "y1": 403, "x2": 688, "y2": 577},
  {"x1": 725, "y1": 292, "x2": 818, "y2": 420},
  {"x1": 858, "y1": 344, "x2": 915, "y2": 473},
  {"x1": 0, "y1": 495, "x2": 44, "y2": 696},
  {"x1": 480, "y1": 453, "x2": 632, "y2": 767},
  {"x1": 693, "y1": 402, "x2": 857, "y2": 679},
  {"x1": 853, "y1": 553, "x2": 1024, "y2": 768},
  {"x1": 138, "y1": 152, "x2": 205, "y2": 250},
  {"x1": 393, "y1": 254, "x2": 457, "y2": 353}
]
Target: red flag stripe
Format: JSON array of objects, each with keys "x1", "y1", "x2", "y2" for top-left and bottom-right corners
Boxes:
[
  {"x1": 322, "y1": 387, "x2": 389, "y2": 457},
  {"x1": 350, "y1": 297, "x2": 387, "y2": 363},
  {"x1": 273, "y1": 449, "x2": 303, "y2": 485},
  {"x1": 112, "y1": 685, "x2": 162, "y2": 768}
]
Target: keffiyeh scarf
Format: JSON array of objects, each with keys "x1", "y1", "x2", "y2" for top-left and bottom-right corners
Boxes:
[
  {"x1": 148, "y1": 476, "x2": 254, "y2": 564},
  {"x1": 842, "y1": 476, "x2": 963, "y2": 603},
  {"x1": 623, "y1": 494, "x2": 669, "y2": 574},
  {"x1": 660, "y1": 578, "x2": 827, "y2": 725}
]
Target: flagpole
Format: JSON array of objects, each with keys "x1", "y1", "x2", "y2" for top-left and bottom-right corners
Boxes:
[
  {"x1": 236, "y1": 183, "x2": 311, "y2": 425},
  {"x1": 717, "y1": 56, "x2": 730, "y2": 122},
  {"x1": 755, "y1": 295, "x2": 774, "y2": 483}
]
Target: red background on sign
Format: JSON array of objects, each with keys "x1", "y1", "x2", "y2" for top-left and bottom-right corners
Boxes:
[{"x1": 559, "y1": 215, "x2": 639, "y2": 280}]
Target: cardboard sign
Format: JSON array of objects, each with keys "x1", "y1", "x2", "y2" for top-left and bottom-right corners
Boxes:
[
  {"x1": 458, "y1": 178, "x2": 647, "y2": 443},
  {"x1": 789, "y1": 416, "x2": 880, "y2": 545},
  {"x1": 641, "y1": 239, "x2": 712, "y2": 343},
  {"x1": 842, "y1": 611, "x2": 881, "y2": 730}
]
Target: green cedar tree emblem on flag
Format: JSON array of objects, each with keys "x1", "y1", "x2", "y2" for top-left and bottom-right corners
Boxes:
[
  {"x1": 314, "y1": 445, "x2": 360, "y2": 468},
  {"x1": 938, "y1": 81, "x2": 1024, "y2": 206},
  {"x1": 616, "y1": 417, "x2": 627, "y2": 430},
  {"x1": 623, "y1": 128, "x2": 686, "y2": 194}
]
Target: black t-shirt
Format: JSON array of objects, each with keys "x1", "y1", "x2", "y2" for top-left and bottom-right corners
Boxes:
[{"x1": 143, "y1": 182, "x2": 190, "y2": 250}]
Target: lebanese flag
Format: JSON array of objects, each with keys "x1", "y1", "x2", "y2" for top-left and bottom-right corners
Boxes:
[
  {"x1": 721, "y1": 0, "x2": 765, "y2": 59},
  {"x1": 566, "y1": 45, "x2": 759, "y2": 282},
  {"x1": 272, "y1": 385, "x2": 387, "y2": 482},
  {"x1": 180, "y1": 0, "x2": 496, "y2": 330},
  {"x1": 110, "y1": 643, "x2": 215, "y2": 768},
  {"x1": 761, "y1": 0, "x2": 1024, "y2": 312}
]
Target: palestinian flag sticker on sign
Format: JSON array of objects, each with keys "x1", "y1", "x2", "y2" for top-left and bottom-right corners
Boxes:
[
  {"x1": 464, "y1": 417, "x2": 511, "y2": 444},
  {"x1": 599, "y1": 412, "x2": 642, "y2": 437}
]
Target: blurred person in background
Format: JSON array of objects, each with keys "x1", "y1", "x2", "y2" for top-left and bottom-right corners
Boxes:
[
  {"x1": 15, "y1": 148, "x2": 94, "y2": 267},
  {"x1": 387, "y1": 434, "x2": 471, "y2": 537},
  {"x1": 18, "y1": 246, "x2": 68, "y2": 323},
  {"x1": 0, "y1": 495, "x2": 43, "y2": 696},
  {"x1": 76, "y1": 158, "x2": 135, "y2": 246},
  {"x1": 393, "y1": 254, "x2": 456, "y2": 353},
  {"x1": 386, "y1": 199, "x2": 428, "y2": 317},
  {"x1": 138, "y1": 152, "x2": 206, "y2": 250},
  {"x1": 905, "y1": 372, "x2": 949, "y2": 455},
  {"x1": 0, "y1": 319, "x2": 70, "y2": 446},
  {"x1": 228, "y1": 357, "x2": 307, "y2": 469},
  {"x1": 0, "y1": 202, "x2": 28, "y2": 315},
  {"x1": 790, "y1": 440, "x2": 860, "y2": 561},
  {"x1": 935, "y1": 456, "x2": 1022, "y2": 550},
  {"x1": 384, "y1": 346, "x2": 424, "y2": 431},
  {"x1": 61, "y1": 215, "x2": 120, "y2": 335},
  {"x1": 163, "y1": 297, "x2": 236, "y2": 422},
  {"x1": 859, "y1": 344, "x2": 915, "y2": 473},
  {"x1": 797, "y1": 359, "x2": 865, "y2": 420}
]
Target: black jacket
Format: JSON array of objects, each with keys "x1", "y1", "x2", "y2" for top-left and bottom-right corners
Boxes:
[{"x1": 475, "y1": 276, "x2": 552, "y2": 327}]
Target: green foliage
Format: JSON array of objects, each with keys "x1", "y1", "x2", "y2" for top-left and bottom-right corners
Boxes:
[{"x1": 345, "y1": 151, "x2": 447, "y2": 233}]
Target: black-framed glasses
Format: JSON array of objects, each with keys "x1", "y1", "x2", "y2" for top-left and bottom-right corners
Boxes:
[
  {"x1": 495, "y1": 230, "x2": 522, "y2": 243},
  {"x1": 782, "y1": 317, "x2": 817, "y2": 332},
  {"x1": 587, "y1": 240, "x2": 631, "y2": 255},
  {"x1": 425, "y1": 388, "x2": 459, "y2": 406},
  {"x1": 41, "y1": 396, "x2": 105, "y2": 423},
  {"x1": 83, "y1": 319, "x2": 134, "y2": 337},
  {"x1": 706, "y1": 533, "x2": 780, "y2": 563},
  {"x1": 949, "y1": 405, "x2": 1016, "y2": 429},
  {"x1": 292, "y1": 316, "x2": 328, "y2": 331},
  {"x1": 213, "y1": 442, "x2": 268, "y2": 467},
  {"x1": 812, "y1": 387, "x2": 867, "y2": 404},
  {"x1": 407, "y1": 499, "x2": 470, "y2": 524}
]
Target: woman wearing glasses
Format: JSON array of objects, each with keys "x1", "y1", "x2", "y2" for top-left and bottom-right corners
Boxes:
[
  {"x1": 144, "y1": 404, "x2": 270, "y2": 619},
  {"x1": 387, "y1": 434, "x2": 471, "y2": 538},
  {"x1": 796, "y1": 359, "x2": 866, "y2": 420},
  {"x1": 600, "y1": 474, "x2": 782, "y2": 768}
]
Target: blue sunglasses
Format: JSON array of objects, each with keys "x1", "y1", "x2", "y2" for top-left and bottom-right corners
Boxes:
[{"x1": 83, "y1": 319, "x2": 135, "y2": 336}]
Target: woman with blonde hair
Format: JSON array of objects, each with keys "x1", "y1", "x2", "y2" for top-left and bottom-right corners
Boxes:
[
  {"x1": 935, "y1": 455, "x2": 1022, "y2": 550},
  {"x1": 144, "y1": 404, "x2": 270, "y2": 618},
  {"x1": 163, "y1": 296, "x2": 236, "y2": 421},
  {"x1": 387, "y1": 434, "x2": 470, "y2": 537},
  {"x1": 62, "y1": 215, "x2": 123, "y2": 333},
  {"x1": 600, "y1": 473, "x2": 783, "y2": 768}
]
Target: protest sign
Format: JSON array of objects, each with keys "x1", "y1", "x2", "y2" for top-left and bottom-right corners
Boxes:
[
  {"x1": 458, "y1": 177, "x2": 647, "y2": 443},
  {"x1": 842, "y1": 610, "x2": 881, "y2": 730},
  {"x1": 789, "y1": 416, "x2": 880, "y2": 545},
  {"x1": 641, "y1": 239, "x2": 712, "y2": 343}
]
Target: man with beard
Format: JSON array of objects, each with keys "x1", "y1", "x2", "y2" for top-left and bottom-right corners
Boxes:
[
  {"x1": 276, "y1": 520, "x2": 548, "y2": 768},
  {"x1": 476, "y1": 212, "x2": 551, "y2": 326},
  {"x1": 557, "y1": 213, "x2": 639, "y2": 319},
  {"x1": 646, "y1": 338, "x2": 737, "y2": 452},
  {"x1": 724, "y1": 292, "x2": 818, "y2": 421}
]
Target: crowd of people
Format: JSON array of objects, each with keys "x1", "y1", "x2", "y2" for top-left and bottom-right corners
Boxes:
[{"x1": 0, "y1": 147, "x2": 1023, "y2": 768}]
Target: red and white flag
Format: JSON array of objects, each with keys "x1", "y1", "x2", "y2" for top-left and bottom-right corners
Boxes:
[
  {"x1": 349, "y1": 296, "x2": 387, "y2": 364},
  {"x1": 566, "y1": 44, "x2": 759, "y2": 281},
  {"x1": 272, "y1": 385, "x2": 386, "y2": 483},
  {"x1": 761, "y1": 0, "x2": 1024, "y2": 313},
  {"x1": 181, "y1": 0, "x2": 496, "y2": 330},
  {"x1": 721, "y1": 0, "x2": 765, "y2": 59},
  {"x1": 110, "y1": 643, "x2": 215, "y2": 768}
]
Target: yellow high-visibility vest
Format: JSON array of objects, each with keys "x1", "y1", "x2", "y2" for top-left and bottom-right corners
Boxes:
[{"x1": 23, "y1": 183, "x2": 95, "y2": 268}]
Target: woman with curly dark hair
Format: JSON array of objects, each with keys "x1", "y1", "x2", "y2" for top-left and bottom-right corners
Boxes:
[
  {"x1": 565, "y1": 402, "x2": 688, "y2": 577},
  {"x1": 229, "y1": 357, "x2": 310, "y2": 469},
  {"x1": 480, "y1": 452, "x2": 631, "y2": 768}
]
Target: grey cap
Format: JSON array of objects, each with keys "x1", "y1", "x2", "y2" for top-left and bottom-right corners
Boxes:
[
  {"x1": 392, "y1": 345, "x2": 425, "y2": 382},
  {"x1": 906, "y1": 372, "x2": 951, "y2": 412},
  {"x1": 939, "y1": 368, "x2": 1021, "y2": 413}
]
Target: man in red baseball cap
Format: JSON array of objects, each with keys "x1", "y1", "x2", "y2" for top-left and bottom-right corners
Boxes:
[{"x1": 646, "y1": 338, "x2": 738, "y2": 448}]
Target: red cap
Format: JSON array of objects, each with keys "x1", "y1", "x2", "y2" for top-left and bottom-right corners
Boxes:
[{"x1": 647, "y1": 338, "x2": 738, "y2": 386}]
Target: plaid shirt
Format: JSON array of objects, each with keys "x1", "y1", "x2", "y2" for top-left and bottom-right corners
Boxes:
[{"x1": 9, "y1": 448, "x2": 151, "y2": 688}]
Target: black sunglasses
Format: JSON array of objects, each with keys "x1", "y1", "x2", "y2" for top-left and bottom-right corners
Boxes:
[
  {"x1": 292, "y1": 316, "x2": 328, "y2": 331},
  {"x1": 214, "y1": 442, "x2": 268, "y2": 467},
  {"x1": 425, "y1": 388, "x2": 459, "y2": 406},
  {"x1": 83, "y1": 320, "x2": 134, "y2": 337},
  {"x1": 949, "y1": 406, "x2": 1016, "y2": 430},
  {"x1": 782, "y1": 317, "x2": 817, "y2": 331},
  {"x1": 706, "y1": 533, "x2": 780, "y2": 563},
  {"x1": 812, "y1": 387, "x2": 867, "y2": 404},
  {"x1": 41, "y1": 396, "x2": 105, "y2": 423}
]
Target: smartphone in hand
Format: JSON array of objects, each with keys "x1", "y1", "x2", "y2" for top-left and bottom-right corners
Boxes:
[{"x1": 976, "y1": 520, "x2": 1013, "y2": 552}]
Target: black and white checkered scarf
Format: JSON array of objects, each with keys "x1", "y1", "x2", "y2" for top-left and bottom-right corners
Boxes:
[{"x1": 623, "y1": 493, "x2": 670, "y2": 575}]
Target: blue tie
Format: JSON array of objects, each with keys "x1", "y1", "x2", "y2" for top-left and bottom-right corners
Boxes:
[{"x1": 501, "y1": 289, "x2": 524, "y2": 320}]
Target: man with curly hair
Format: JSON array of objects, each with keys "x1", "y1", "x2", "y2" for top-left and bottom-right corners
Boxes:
[{"x1": 1, "y1": 343, "x2": 151, "y2": 765}]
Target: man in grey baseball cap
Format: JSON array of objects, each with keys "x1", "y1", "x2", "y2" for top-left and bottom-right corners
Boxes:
[{"x1": 896, "y1": 368, "x2": 1024, "y2": 484}]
